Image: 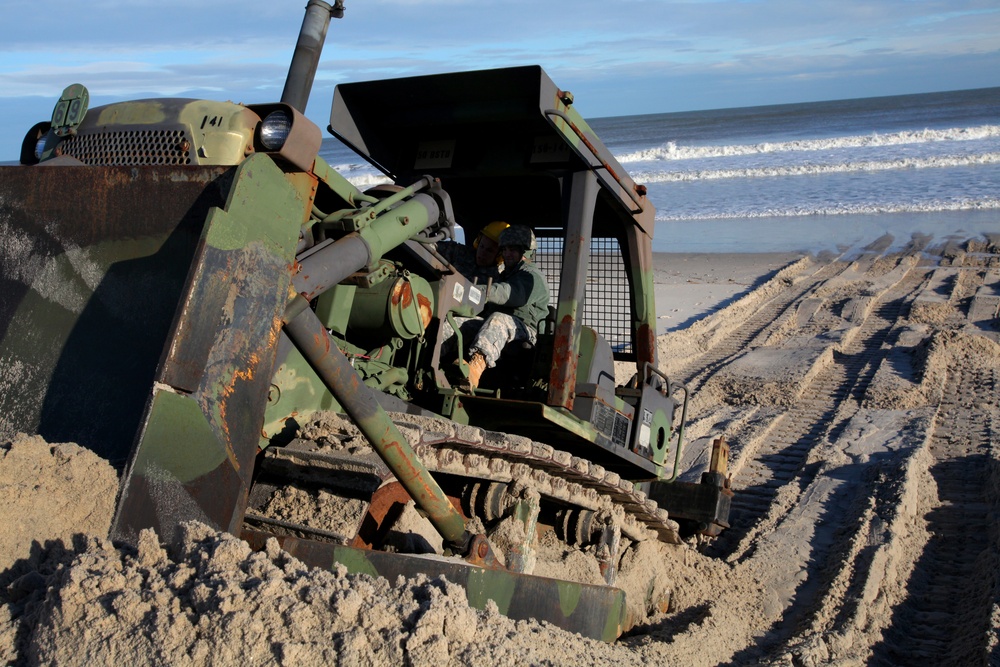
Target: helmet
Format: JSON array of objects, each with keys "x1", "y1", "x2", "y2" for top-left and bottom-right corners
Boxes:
[
  {"x1": 473, "y1": 221, "x2": 509, "y2": 248},
  {"x1": 499, "y1": 225, "x2": 536, "y2": 254}
]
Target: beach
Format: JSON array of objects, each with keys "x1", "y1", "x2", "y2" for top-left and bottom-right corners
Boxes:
[
  {"x1": 652, "y1": 251, "x2": 806, "y2": 332},
  {"x1": 3, "y1": 231, "x2": 1000, "y2": 665}
]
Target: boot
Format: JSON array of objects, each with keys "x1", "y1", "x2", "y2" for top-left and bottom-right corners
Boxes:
[{"x1": 466, "y1": 353, "x2": 487, "y2": 391}]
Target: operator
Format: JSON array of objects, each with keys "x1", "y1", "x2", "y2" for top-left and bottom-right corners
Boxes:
[
  {"x1": 436, "y1": 220, "x2": 509, "y2": 283},
  {"x1": 442, "y1": 225, "x2": 550, "y2": 391}
]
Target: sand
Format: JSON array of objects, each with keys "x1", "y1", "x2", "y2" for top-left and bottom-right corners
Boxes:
[
  {"x1": 3, "y1": 237, "x2": 1000, "y2": 665},
  {"x1": 652, "y1": 251, "x2": 807, "y2": 333}
]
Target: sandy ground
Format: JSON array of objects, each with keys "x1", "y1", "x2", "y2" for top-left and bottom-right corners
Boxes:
[
  {"x1": 652, "y1": 251, "x2": 808, "y2": 332},
  {"x1": 3, "y1": 237, "x2": 1000, "y2": 665}
]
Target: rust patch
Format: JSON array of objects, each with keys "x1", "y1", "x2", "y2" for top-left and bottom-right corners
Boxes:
[
  {"x1": 314, "y1": 331, "x2": 329, "y2": 352},
  {"x1": 216, "y1": 351, "x2": 262, "y2": 469},
  {"x1": 391, "y1": 279, "x2": 414, "y2": 309},
  {"x1": 353, "y1": 481, "x2": 411, "y2": 549},
  {"x1": 547, "y1": 315, "x2": 578, "y2": 409},
  {"x1": 268, "y1": 316, "x2": 282, "y2": 348},
  {"x1": 637, "y1": 322, "x2": 656, "y2": 369},
  {"x1": 566, "y1": 118, "x2": 621, "y2": 183},
  {"x1": 384, "y1": 440, "x2": 421, "y2": 481},
  {"x1": 417, "y1": 293, "x2": 433, "y2": 330}
]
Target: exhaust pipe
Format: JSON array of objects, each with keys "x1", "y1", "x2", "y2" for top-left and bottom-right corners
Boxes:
[{"x1": 281, "y1": 0, "x2": 345, "y2": 112}]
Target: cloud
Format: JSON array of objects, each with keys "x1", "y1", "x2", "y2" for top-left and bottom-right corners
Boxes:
[
  {"x1": 829, "y1": 37, "x2": 869, "y2": 49},
  {"x1": 2, "y1": 0, "x2": 1000, "y2": 160}
]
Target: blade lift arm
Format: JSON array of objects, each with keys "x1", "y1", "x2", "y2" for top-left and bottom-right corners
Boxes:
[{"x1": 281, "y1": 173, "x2": 493, "y2": 559}]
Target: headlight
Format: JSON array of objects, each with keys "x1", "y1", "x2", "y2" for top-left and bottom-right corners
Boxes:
[
  {"x1": 259, "y1": 111, "x2": 291, "y2": 150},
  {"x1": 21, "y1": 121, "x2": 52, "y2": 165}
]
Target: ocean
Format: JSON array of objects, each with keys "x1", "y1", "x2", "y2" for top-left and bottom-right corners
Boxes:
[{"x1": 320, "y1": 86, "x2": 1000, "y2": 254}]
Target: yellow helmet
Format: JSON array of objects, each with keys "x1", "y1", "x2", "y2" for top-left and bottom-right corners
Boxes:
[{"x1": 473, "y1": 221, "x2": 509, "y2": 248}]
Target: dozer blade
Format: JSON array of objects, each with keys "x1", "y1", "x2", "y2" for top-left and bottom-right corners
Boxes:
[
  {"x1": 243, "y1": 530, "x2": 629, "y2": 642},
  {"x1": 0, "y1": 156, "x2": 311, "y2": 545},
  {"x1": 0, "y1": 163, "x2": 231, "y2": 462}
]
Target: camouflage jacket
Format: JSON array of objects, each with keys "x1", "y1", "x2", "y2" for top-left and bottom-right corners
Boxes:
[{"x1": 485, "y1": 259, "x2": 550, "y2": 332}]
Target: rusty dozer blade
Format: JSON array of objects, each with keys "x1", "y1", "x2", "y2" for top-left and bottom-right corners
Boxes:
[
  {"x1": 0, "y1": 156, "x2": 308, "y2": 541},
  {"x1": 0, "y1": 163, "x2": 232, "y2": 463},
  {"x1": 110, "y1": 154, "x2": 309, "y2": 544}
]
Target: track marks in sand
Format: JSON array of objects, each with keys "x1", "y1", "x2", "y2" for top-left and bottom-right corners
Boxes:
[
  {"x1": 869, "y1": 339, "x2": 1000, "y2": 666},
  {"x1": 665, "y1": 258, "x2": 844, "y2": 391},
  {"x1": 717, "y1": 261, "x2": 927, "y2": 561},
  {"x1": 648, "y1": 244, "x2": 1000, "y2": 665}
]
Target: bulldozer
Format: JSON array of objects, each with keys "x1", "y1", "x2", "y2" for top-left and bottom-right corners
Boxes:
[{"x1": 0, "y1": 0, "x2": 730, "y2": 641}]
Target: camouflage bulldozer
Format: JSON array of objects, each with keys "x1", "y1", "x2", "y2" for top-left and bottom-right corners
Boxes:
[{"x1": 0, "y1": 0, "x2": 730, "y2": 641}]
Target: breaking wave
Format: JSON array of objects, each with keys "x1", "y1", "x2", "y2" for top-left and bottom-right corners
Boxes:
[
  {"x1": 618, "y1": 125, "x2": 1000, "y2": 163},
  {"x1": 656, "y1": 197, "x2": 1000, "y2": 221},
  {"x1": 633, "y1": 152, "x2": 1000, "y2": 182}
]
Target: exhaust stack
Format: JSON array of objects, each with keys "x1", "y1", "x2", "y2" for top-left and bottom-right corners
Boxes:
[{"x1": 281, "y1": 0, "x2": 345, "y2": 112}]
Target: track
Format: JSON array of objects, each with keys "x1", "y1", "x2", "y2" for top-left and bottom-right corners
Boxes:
[
  {"x1": 249, "y1": 417, "x2": 679, "y2": 547},
  {"x1": 671, "y1": 258, "x2": 851, "y2": 391},
  {"x1": 716, "y1": 260, "x2": 927, "y2": 561}
]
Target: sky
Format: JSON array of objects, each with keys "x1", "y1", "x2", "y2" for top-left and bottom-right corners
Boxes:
[{"x1": 2, "y1": 0, "x2": 999, "y2": 160}]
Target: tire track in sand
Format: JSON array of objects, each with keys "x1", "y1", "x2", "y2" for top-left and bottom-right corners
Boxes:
[
  {"x1": 715, "y1": 262, "x2": 928, "y2": 563},
  {"x1": 869, "y1": 337, "x2": 1000, "y2": 665}
]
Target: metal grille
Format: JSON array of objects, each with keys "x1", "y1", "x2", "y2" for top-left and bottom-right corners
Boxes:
[
  {"x1": 535, "y1": 236, "x2": 632, "y2": 354},
  {"x1": 60, "y1": 129, "x2": 192, "y2": 165}
]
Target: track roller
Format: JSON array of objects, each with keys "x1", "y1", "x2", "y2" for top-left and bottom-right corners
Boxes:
[{"x1": 556, "y1": 508, "x2": 622, "y2": 585}]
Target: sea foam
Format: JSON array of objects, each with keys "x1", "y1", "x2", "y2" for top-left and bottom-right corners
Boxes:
[
  {"x1": 618, "y1": 125, "x2": 1000, "y2": 163},
  {"x1": 633, "y1": 152, "x2": 1000, "y2": 183},
  {"x1": 655, "y1": 196, "x2": 1000, "y2": 221}
]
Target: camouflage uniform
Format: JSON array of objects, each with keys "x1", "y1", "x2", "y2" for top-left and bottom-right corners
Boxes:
[
  {"x1": 483, "y1": 258, "x2": 549, "y2": 335},
  {"x1": 436, "y1": 240, "x2": 501, "y2": 284},
  {"x1": 441, "y1": 312, "x2": 535, "y2": 367},
  {"x1": 441, "y1": 257, "x2": 550, "y2": 368}
]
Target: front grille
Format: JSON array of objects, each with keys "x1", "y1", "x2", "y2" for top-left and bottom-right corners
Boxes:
[
  {"x1": 535, "y1": 236, "x2": 633, "y2": 354},
  {"x1": 59, "y1": 129, "x2": 192, "y2": 165}
]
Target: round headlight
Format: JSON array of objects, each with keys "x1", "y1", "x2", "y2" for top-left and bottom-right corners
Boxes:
[
  {"x1": 34, "y1": 136, "x2": 48, "y2": 160},
  {"x1": 259, "y1": 111, "x2": 291, "y2": 151}
]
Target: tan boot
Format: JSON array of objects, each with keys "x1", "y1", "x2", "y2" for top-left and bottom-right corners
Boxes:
[{"x1": 466, "y1": 353, "x2": 487, "y2": 390}]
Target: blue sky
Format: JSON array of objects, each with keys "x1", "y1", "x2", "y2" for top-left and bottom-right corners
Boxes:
[{"x1": 2, "y1": 0, "x2": 999, "y2": 160}]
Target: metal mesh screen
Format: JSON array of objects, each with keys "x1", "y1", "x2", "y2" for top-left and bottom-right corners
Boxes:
[
  {"x1": 535, "y1": 235, "x2": 632, "y2": 354},
  {"x1": 61, "y1": 129, "x2": 193, "y2": 166}
]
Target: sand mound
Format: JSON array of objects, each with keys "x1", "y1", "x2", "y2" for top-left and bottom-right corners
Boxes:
[
  {"x1": 0, "y1": 434, "x2": 649, "y2": 665},
  {"x1": 22, "y1": 524, "x2": 492, "y2": 665},
  {"x1": 0, "y1": 434, "x2": 117, "y2": 573},
  {"x1": 2, "y1": 519, "x2": 642, "y2": 665}
]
